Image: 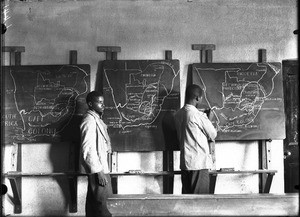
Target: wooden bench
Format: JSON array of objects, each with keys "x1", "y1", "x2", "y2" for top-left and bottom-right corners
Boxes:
[{"x1": 107, "y1": 193, "x2": 299, "y2": 216}]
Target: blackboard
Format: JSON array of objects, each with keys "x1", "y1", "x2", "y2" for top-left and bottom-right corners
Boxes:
[
  {"x1": 3, "y1": 65, "x2": 90, "y2": 143},
  {"x1": 192, "y1": 62, "x2": 285, "y2": 140},
  {"x1": 101, "y1": 60, "x2": 180, "y2": 151}
]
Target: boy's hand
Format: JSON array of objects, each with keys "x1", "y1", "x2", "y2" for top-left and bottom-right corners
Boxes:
[
  {"x1": 96, "y1": 171, "x2": 107, "y2": 186},
  {"x1": 204, "y1": 109, "x2": 214, "y2": 120}
]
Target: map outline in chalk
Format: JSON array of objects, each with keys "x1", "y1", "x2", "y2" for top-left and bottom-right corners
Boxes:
[
  {"x1": 100, "y1": 60, "x2": 180, "y2": 151},
  {"x1": 192, "y1": 62, "x2": 285, "y2": 140},
  {"x1": 4, "y1": 64, "x2": 90, "y2": 143}
]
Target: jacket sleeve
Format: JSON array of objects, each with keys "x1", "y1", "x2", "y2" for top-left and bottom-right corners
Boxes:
[
  {"x1": 80, "y1": 116, "x2": 103, "y2": 174},
  {"x1": 197, "y1": 113, "x2": 217, "y2": 141}
]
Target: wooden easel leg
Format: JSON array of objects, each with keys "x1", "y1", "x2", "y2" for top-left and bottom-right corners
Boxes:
[
  {"x1": 8, "y1": 178, "x2": 22, "y2": 213},
  {"x1": 263, "y1": 173, "x2": 275, "y2": 193},
  {"x1": 209, "y1": 174, "x2": 217, "y2": 194},
  {"x1": 68, "y1": 177, "x2": 77, "y2": 213},
  {"x1": 163, "y1": 150, "x2": 174, "y2": 194}
]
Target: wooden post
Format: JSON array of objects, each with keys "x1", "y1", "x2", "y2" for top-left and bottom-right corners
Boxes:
[
  {"x1": 192, "y1": 44, "x2": 216, "y2": 63},
  {"x1": 258, "y1": 49, "x2": 267, "y2": 63},
  {"x1": 163, "y1": 50, "x2": 174, "y2": 194},
  {"x1": 97, "y1": 46, "x2": 121, "y2": 61},
  {"x1": 68, "y1": 50, "x2": 78, "y2": 213},
  {"x1": 258, "y1": 49, "x2": 272, "y2": 193},
  {"x1": 69, "y1": 50, "x2": 77, "y2": 65},
  {"x1": 97, "y1": 46, "x2": 121, "y2": 194},
  {"x1": 2, "y1": 46, "x2": 25, "y2": 213}
]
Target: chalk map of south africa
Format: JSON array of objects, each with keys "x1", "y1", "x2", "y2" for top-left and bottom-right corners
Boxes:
[
  {"x1": 192, "y1": 62, "x2": 285, "y2": 140},
  {"x1": 4, "y1": 65, "x2": 90, "y2": 143},
  {"x1": 101, "y1": 60, "x2": 180, "y2": 151}
]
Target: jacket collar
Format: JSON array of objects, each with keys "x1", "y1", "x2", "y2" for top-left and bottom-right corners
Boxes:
[
  {"x1": 86, "y1": 110, "x2": 110, "y2": 143},
  {"x1": 87, "y1": 109, "x2": 102, "y2": 120}
]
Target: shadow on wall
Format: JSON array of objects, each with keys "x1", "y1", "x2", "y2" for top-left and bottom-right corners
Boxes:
[{"x1": 47, "y1": 110, "x2": 83, "y2": 214}]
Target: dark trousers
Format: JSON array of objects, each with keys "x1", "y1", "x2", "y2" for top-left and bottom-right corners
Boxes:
[
  {"x1": 181, "y1": 169, "x2": 210, "y2": 194},
  {"x1": 86, "y1": 173, "x2": 113, "y2": 217}
]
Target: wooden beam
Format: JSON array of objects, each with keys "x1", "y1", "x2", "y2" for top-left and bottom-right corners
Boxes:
[
  {"x1": 97, "y1": 46, "x2": 121, "y2": 53},
  {"x1": 192, "y1": 44, "x2": 216, "y2": 51},
  {"x1": 3, "y1": 170, "x2": 278, "y2": 177},
  {"x1": 2, "y1": 46, "x2": 25, "y2": 53},
  {"x1": 97, "y1": 46, "x2": 121, "y2": 60}
]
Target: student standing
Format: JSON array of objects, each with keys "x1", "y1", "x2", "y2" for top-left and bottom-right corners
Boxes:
[
  {"x1": 80, "y1": 91, "x2": 112, "y2": 217},
  {"x1": 174, "y1": 84, "x2": 217, "y2": 194}
]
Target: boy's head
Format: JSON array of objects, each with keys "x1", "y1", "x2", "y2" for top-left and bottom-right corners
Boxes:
[
  {"x1": 86, "y1": 91, "x2": 105, "y2": 114},
  {"x1": 185, "y1": 84, "x2": 203, "y2": 106}
]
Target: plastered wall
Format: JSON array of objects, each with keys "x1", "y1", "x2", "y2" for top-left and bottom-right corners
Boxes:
[{"x1": 2, "y1": 0, "x2": 297, "y2": 216}]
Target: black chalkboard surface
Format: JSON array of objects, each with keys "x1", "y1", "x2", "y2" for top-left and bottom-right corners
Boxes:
[
  {"x1": 100, "y1": 60, "x2": 180, "y2": 151},
  {"x1": 4, "y1": 65, "x2": 90, "y2": 143},
  {"x1": 192, "y1": 62, "x2": 285, "y2": 140}
]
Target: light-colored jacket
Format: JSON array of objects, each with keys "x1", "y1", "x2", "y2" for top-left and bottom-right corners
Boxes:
[
  {"x1": 80, "y1": 110, "x2": 111, "y2": 174},
  {"x1": 174, "y1": 104, "x2": 217, "y2": 170}
]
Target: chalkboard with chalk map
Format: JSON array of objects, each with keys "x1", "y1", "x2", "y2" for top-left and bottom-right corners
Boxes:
[
  {"x1": 100, "y1": 60, "x2": 180, "y2": 151},
  {"x1": 4, "y1": 65, "x2": 90, "y2": 144},
  {"x1": 192, "y1": 62, "x2": 285, "y2": 140}
]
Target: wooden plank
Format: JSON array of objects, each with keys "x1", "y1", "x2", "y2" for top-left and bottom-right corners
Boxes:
[
  {"x1": 192, "y1": 44, "x2": 216, "y2": 50},
  {"x1": 3, "y1": 172, "x2": 88, "y2": 177},
  {"x1": 107, "y1": 193, "x2": 299, "y2": 216},
  {"x1": 209, "y1": 170, "x2": 277, "y2": 174},
  {"x1": 97, "y1": 46, "x2": 121, "y2": 53},
  {"x1": 3, "y1": 170, "x2": 277, "y2": 177},
  {"x1": 2, "y1": 46, "x2": 25, "y2": 53}
]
